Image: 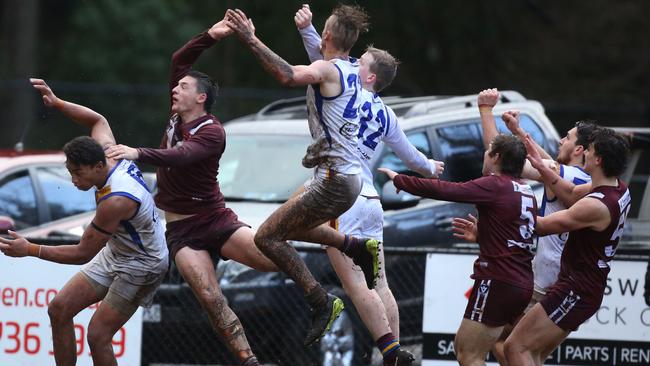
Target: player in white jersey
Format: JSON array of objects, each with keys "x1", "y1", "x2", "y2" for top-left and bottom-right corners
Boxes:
[
  {"x1": 226, "y1": 5, "x2": 383, "y2": 346},
  {"x1": 453, "y1": 88, "x2": 598, "y2": 363},
  {"x1": 294, "y1": 5, "x2": 443, "y2": 365},
  {"x1": 0, "y1": 79, "x2": 167, "y2": 366}
]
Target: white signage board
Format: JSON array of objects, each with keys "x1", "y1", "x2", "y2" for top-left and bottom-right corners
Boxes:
[
  {"x1": 0, "y1": 255, "x2": 142, "y2": 366},
  {"x1": 423, "y1": 252, "x2": 650, "y2": 366}
]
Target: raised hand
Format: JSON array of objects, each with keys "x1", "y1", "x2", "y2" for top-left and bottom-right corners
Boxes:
[
  {"x1": 105, "y1": 144, "x2": 139, "y2": 160},
  {"x1": 502, "y1": 110, "x2": 522, "y2": 134},
  {"x1": 524, "y1": 134, "x2": 544, "y2": 171},
  {"x1": 294, "y1": 4, "x2": 313, "y2": 29},
  {"x1": 452, "y1": 214, "x2": 478, "y2": 242},
  {"x1": 208, "y1": 12, "x2": 235, "y2": 40},
  {"x1": 0, "y1": 230, "x2": 29, "y2": 257},
  {"x1": 30, "y1": 78, "x2": 62, "y2": 108},
  {"x1": 478, "y1": 88, "x2": 499, "y2": 109},
  {"x1": 226, "y1": 9, "x2": 256, "y2": 43}
]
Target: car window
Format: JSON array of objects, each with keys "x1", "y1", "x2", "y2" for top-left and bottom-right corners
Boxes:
[
  {"x1": 373, "y1": 131, "x2": 432, "y2": 192},
  {"x1": 0, "y1": 171, "x2": 38, "y2": 229},
  {"x1": 436, "y1": 116, "x2": 548, "y2": 182},
  {"x1": 35, "y1": 166, "x2": 96, "y2": 221},
  {"x1": 219, "y1": 134, "x2": 313, "y2": 202},
  {"x1": 436, "y1": 123, "x2": 484, "y2": 182}
]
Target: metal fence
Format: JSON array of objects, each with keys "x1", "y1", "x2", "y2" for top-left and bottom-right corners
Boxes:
[{"x1": 139, "y1": 244, "x2": 432, "y2": 366}]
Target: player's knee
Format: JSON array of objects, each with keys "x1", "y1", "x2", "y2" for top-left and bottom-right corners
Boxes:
[
  {"x1": 86, "y1": 325, "x2": 111, "y2": 351},
  {"x1": 253, "y1": 229, "x2": 271, "y2": 250},
  {"x1": 503, "y1": 337, "x2": 520, "y2": 361},
  {"x1": 47, "y1": 296, "x2": 71, "y2": 323}
]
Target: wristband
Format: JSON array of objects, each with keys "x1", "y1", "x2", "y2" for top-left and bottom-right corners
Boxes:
[
  {"x1": 478, "y1": 105, "x2": 492, "y2": 113},
  {"x1": 28, "y1": 243, "x2": 42, "y2": 258}
]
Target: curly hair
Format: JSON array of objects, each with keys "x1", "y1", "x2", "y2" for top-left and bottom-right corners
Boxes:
[{"x1": 63, "y1": 136, "x2": 106, "y2": 167}]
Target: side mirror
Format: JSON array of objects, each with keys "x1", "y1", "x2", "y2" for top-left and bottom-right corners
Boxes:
[
  {"x1": 0, "y1": 216, "x2": 16, "y2": 234},
  {"x1": 380, "y1": 181, "x2": 420, "y2": 210}
]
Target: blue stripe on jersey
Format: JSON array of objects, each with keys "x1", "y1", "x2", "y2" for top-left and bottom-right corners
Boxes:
[
  {"x1": 97, "y1": 191, "x2": 142, "y2": 204},
  {"x1": 320, "y1": 63, "x2": 344, "y2": 100},
  {"x1": 540, "y1": 192, "x2": 548, "y2": 216},
  {"x1": 573, "y1": 177, "x2": 588, "y2": 185},
  {"x1": 559, "y1": 164, "x2": 564, "y2": 178},
  {"x1": 384, "y1": 105, "x2": 391, "y2": 136},
  {"x1": 121, "y1": 220, "x2": 149, "y2": 255},
  {"x1": 314, "y1": 87, "x2": 333, "y2": 146},
  {"x1": 99, "y1": 159, "x2": 124, "y2": 187}
]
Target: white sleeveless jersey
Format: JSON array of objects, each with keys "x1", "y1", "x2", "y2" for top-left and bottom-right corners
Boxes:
[
  {"x1": 304, "y1": 58, "x2": 362, "y2": 175},
  {"x1": 357, "y1": 90, "x2": 437, "y2": 196},
  {"x1": 95, "y1": 159, "x2": 168, "y2": 273},
  {"x1": 532, "y1": 164, "x2": 591, "y2": 292}
]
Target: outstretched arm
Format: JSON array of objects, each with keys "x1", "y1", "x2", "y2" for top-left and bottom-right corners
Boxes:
[
  {"x1": 535, "y1": 195, "x2": 610, "y2": 235},
  {"x1": 295, "y1": 4, "x2": 323, "y2": 63},
  {"x1": 477, "y1": 88, "x2": 500, "y2": 150},
  {"x1": 0, "y1": 196, "x2": 137, "y2": 265},
  {"x1": 30, "y1": 78, "x2": 115, "y2": 149},
  {"x1": 503, "y1": 109, "x2": 552, "y2": 160},
  {"x1": 227, "y1": 9, "x2": 335, "y2": 87},
  {"x1": 170, "y1": 13, "x2": 233, "y2": 104},
  {"x1": 525, "y1": 134, "x2": 591, "y2": 206}
]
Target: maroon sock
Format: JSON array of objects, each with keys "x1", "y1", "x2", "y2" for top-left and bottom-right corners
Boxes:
[{"x1": 342, "y1": 235, "x2": 363, "y2": 258}]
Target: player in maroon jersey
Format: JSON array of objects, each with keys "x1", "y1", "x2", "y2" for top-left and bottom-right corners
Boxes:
[
  {"x1": 105, "y1": 14, "x2": 270, "y2": 366},
  {"x1": 503, "y1": 129, "x2": 631, "y2": 366},
  {"x1": 379, "y1": 133, "x2": 536, "y2": 366}
]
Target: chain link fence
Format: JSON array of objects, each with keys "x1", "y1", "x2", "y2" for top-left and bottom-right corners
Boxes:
[{"x1": 139, "y1": 243, "x2": 432, "y2": 366}]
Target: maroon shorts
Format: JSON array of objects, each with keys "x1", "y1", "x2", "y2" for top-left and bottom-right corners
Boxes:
[
  {"x1": 166, "y1": 207, "x2": 249, "y2": 261},
  {"x1": 540, "y1": 282, "x2": 599, "y2": 332},
  {"x1": 464, "y1": 279, "x2": 532, "y2": 327}
]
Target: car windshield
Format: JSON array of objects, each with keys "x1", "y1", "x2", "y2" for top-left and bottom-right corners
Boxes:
[{"x1": 219, "y1": 134, "x2": 312, "y2": 202}]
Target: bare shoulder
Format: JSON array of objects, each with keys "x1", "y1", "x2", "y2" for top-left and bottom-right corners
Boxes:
[{"x1": 97, "y1": 195, "x2": 139, "y2": 219}]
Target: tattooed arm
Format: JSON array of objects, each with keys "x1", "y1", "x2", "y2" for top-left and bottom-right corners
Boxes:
[{"x1": 226, "y1": 9, "x2": 336, "y2": 88}]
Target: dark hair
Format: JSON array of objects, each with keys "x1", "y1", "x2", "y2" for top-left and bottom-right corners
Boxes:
[
  {"x1": 574, "y1": 120, "x2": 599, "y2": 150},
  {"x1": 63, "y1": 136, "x2": 106, "y2": 167},
  {"x1": 488, "y1": 134, "x2": 527, "y2": 177},
  {"x1": 186, "y1": 70, "x2": 219, "y2": 112},
  {"x1": 365, "y1": 45, "x2": 399, "y2": 92},
  {"x1": 589, "y1": 128, "x2": 630, "y2": 177},
  {"x1": 329, "y1": 4, "x2": 370, "y2": 51}
]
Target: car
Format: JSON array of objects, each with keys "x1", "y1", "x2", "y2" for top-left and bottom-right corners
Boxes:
[
  {"x1": 20, "y1": 91, "x2": 563, "y2": 366},
  {"x1": 0, "y1": 149, "x2": 96, "y2": 231},
  {"x1": 143, "y1": 91, "x2": 561, "y2": 366}
]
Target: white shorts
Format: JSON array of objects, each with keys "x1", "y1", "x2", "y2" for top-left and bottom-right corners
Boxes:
[{"x1": 334, "y1": 195, "x2": 384, "y2": 241}]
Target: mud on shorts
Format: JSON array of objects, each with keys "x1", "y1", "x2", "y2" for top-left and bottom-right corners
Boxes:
[
  {"x1": 81, "y1": 250, "x2": 167, "y2": 316},
  {"x1": 540, "y1": 282, "x2": 599, "y2": 332},
  {"x1": 333, "y1": 194, "x2": 384, "y2": 241},
  {"x1": 464, "y1": 278, "x2": 533, "y2": 327},
  {"x1": 166, "y1": 207, "x2": 249, "y2": 262},
  {"x1": 302, "y1": 168, "x2": 362, "y2": 223}
]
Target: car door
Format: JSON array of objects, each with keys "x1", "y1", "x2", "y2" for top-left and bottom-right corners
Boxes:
[{"x1": 0, "y1": 169, "x2": 40, "y2": 230}]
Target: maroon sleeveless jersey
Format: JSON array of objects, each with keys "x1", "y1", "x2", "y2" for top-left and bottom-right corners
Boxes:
[
  {"x1": 557, "y1": 181, "x2": 631, "y2": 304},
  {"x1": 394, "y1": 174, "x2": 536, "y2": 289}
]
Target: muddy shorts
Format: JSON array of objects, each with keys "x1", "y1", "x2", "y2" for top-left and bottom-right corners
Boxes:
[
  {"x1": 166, "y1": 207, "x2": 249, "y2": 261},
  {"x1": 302, "y1": 168, "x2": 362, "y2": 221}
]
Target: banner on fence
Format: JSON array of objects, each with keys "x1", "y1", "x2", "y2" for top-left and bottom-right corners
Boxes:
[
  {"x1": 0, "y1": 255, "x2": 142, "y2": 366},
  {"x1": 422, "y1": 252, "x2": 650, "y2": 366}
]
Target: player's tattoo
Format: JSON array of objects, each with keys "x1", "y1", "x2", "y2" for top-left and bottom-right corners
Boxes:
[{"x1": 246, "y1": 40, "x2": 296, "y2": 85}]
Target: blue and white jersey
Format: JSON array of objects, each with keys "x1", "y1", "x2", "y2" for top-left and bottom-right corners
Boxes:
[
  {"x1": 304, "y1": 58, "x2": 362, "y2": 175},
  {"x1": 95, "y1": 159, "x2": 168, "y2": 274},
  {"x1": 358, "y1": 90, "x2": 436, "y2": 196},
  {"x1": 533, "y1": 164, "x2": 591, "y2": 292}
]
